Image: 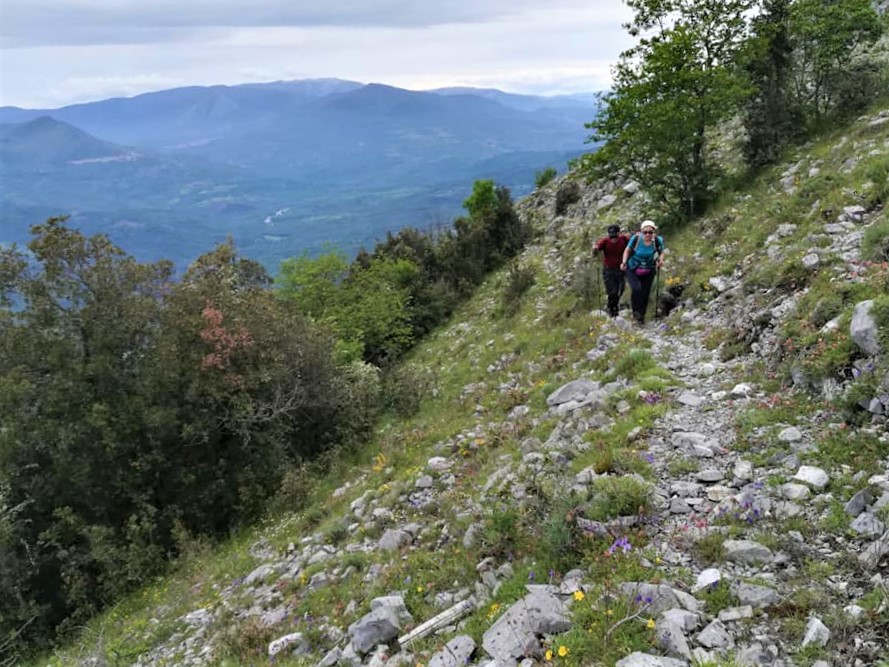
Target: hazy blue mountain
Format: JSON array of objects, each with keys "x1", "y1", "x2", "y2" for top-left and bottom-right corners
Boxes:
[
  {"x1": 0, "y1": 116, "x2": 131, "y2": 165},
  {"x1": 0, "y1": 79, "x2": 598, "y2": 270}
]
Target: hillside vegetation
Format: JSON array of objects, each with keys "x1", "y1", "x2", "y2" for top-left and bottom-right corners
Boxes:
[{"x1": 3, "y1": 1, "x2": 889, "y2": 665}]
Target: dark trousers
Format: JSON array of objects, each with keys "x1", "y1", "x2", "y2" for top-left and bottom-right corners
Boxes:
[
  {"x1": 602, "y1": 267, "x2": 625, "y2": 317},
  {"x1": 625, "y1": 269, "x2": 656, "y2": 323}
]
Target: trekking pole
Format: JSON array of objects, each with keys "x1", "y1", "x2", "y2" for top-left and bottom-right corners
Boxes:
[
  {"x1": 595, "y1": 263, "x2": 603, "y2": 314},
  {"x1": 654, "y1": 269, "x2": 660, "y2": 319}
]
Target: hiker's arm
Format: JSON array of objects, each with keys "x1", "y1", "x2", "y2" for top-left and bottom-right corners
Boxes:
[
  {"x1": 657, "y1": 241, "x2": 666, "y2": 268},
  {"x1": 619, "y1": 246, "x2": 630, "y2": 269}
]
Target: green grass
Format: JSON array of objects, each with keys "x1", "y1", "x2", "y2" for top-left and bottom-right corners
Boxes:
[{"x1": 30, "y1": 97, "x2": 889, "y2": 667}]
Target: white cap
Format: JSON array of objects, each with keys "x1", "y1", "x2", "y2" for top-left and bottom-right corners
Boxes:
[{"x1": 640, "y1": 220, "x2": 657, "y2": 231}]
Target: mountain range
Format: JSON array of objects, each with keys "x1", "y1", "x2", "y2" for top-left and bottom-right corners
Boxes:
[{"x1": 0, "y1": 78, "x2": 598, "y2": 269}]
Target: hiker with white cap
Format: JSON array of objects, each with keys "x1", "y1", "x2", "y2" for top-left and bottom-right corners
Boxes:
[{"x1": 620, "y1": 220, "x2": 665, "y2": 324}]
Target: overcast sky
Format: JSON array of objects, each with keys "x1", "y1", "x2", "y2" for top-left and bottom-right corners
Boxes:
[{"x1": 0, "y1": 0, "x2": 634, "y2": 109}]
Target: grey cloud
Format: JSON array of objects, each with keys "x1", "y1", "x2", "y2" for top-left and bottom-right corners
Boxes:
[{"x1": 2, "y1": 0, "x2": 590, "y2": 48}]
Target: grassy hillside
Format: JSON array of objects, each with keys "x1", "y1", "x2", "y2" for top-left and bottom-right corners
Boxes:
[{"x1": 24, "y1": 101, "x2": 889, "y2": 667}]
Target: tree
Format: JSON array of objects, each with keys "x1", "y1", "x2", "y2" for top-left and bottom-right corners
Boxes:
[
  {"x1": 0, "y1": 218, "x2": 173, "y2": 644},
  {"x1": 276, "y1": 247, "x2": 349, "y2": 318},
  {"x1": 742, "y1": 0, "x2": 800, "y2": 167},
  {"x1": 788, "y1": 0, "x2": 882, "y2": 121},
  {"x1": 583, "y1": 0, "x2": 753, "y2": 221},
  {"x1": 0, "y1": 226, "x2": 371, "y2": 649},
  {"x1": 462, "y1": 179, "x2": 499, "y2": 219}
]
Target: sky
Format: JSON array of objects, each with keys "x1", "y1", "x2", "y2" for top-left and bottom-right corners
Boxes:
[{"x1": 0, "y1": 0, "x2": 635, "y2": 109}]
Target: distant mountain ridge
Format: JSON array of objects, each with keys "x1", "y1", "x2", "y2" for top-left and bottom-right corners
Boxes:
[
  {"x1": 0, "y1": 116, "x2": 131, "y2": 165},
  {"x1": 0, "y1": 78, "x2": 600, "y2": 269}
]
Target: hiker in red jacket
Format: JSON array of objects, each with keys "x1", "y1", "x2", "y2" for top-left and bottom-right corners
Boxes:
[{"x1": 592, "y1": 224, "x2": 629, "y2": 317}]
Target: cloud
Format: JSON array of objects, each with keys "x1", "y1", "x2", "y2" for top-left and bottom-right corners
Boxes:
[
  {"x1": 2, "y1": 0, "x2": 597, "y2": 47},
  {"x1": 0, "y1": 1, "x2": 633, "y2": 107}
]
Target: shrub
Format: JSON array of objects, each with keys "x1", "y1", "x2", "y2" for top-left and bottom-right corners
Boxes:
[
  {"x1": 382, "y1": 365, "x2": 431, "y2": 418},
  {"x1": 584, "y1": 476, "x2": 652, "y2": 521},
  {"x1": 608, "y1": 349, "x2": 657, "y2": 380},
  {"x1": 500, "y1": 263, "x2": 536, "y2": 317},
  {"x1": 555, "y1": 180, "x2": 582, "y2": 215},
  {"x1": 481, "y1": 507, "x2": 523, "y2": 559},
  {"x1": 535, "y1": 167, "x2": 558, "y2": 189},
  {"x1": 571, "y1": 259, "x2": 600, "y2": 311}
]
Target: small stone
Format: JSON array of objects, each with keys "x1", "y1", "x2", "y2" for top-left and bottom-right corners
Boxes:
[
  {"x1": 692, "y1": 568, "x2": 721, "y2": 592},
  {"x1": 615, "y1": 653, "x2": 688, "y2": 667},
  {"x1": 780, "y1": 483, "x2": 811, "y2": 501},
  {"x1": 378, "y1": 529, "x2": 411, "y2": 552},
  {"x1": 696, "y1": 469, "x2": 725, "y2": 484},
  {"x1": 707, "y1": 486, "x2": 733, "y2": 502},
  {"x1": 731, "y1": 383, "x2": 754, "y2": 397},
  {"x1": 733, "y1": 583, "x2": 779, "y2": 608},
  {"x1": 844, "y1": 604, "x2": 865, "y2": 618},
  {"x1": 268, "y1": 632, "x2": 306, "y2": 657},
  {"x1": 845, "y1": 489, "x2": 873, "y2": 516},
  {"x1": 850, "y1": 512, "x2": 885, "y2": 537},
  {"x1": 778, "y1": 426, "x2": 803, "y2": 442},
  {"x1": 670, "y1": 498, "x2": 693, "y2": 514},
  {"x1": 733, "y1": 461, "x2": 754, "y2": 481},
  {"x1": 697, "y1": 619, "x2": 734, "y2": 649},
  {"x1": 427, "y1": 457, "x2": 451, "y2": 472},
  {"x1": 428, "y1": 635, "x2": 476, "y2": 667},
  {"x1": 723, "y1": 540, "x2": 774, "y2": 565},
  {"x1": 661, "y1": 608, "x2": 700, "y2": 632},
  {"x1": 656, "y1": 618, "x2": 692, "y2": 660},
  {"x1": 793, "y1": 465, "x2": 830, "y2": 491},
  {"x1": 801, "y1": 616, "x2": 830, "y2": 647},
  {"x1": 801, "y1": 253, "x2": 820, "y2": 270},
  {"x1": 718, "y1": 606, "x2": 754, "y2": 622},
  {"x1": 677, "y1": 392, "x2": 705, "y2": 407}
]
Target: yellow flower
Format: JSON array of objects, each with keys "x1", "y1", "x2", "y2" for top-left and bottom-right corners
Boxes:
[
  {"x1": 606, "y1": 609, "x2": 614, "y2": 616},
  {"x1": 573, "y1": 590, "x2": 585, "y2": 602},
  {"x1": 416, "y1": 586, "x2": 424, "y2": 593},
  {"x1": 646, "y1": 618, "x2": 656, "y2": 629},
  {"x1": 545, "y1": 650, "x2": 553, "y2": 661},
  {"x1": 558, "y1": 646, "x2": 569, "y2": 658},
  {"x1": 654, "y1": 556, "x2": 662, "y2": 565}
]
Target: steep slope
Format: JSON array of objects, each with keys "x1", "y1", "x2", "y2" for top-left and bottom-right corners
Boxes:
[{"x1": 32, "y1": 105, "x2": 889, "y2": 667}]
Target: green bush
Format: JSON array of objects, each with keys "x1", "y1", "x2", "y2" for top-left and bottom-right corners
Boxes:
[
  {"x1": 500, "y1": 263, "x2": 536, "y2": 317},
  {"x1": 382, "y1": 365, "x2": 431, "y2": 418},
  {"x1": 584, "y1": 476, "x2": 652, "y2": 521},
  {"x1": 555, "y1": 180, "x2": 582, "y2": 215},
  {"x1": 535, "y1": 167, "x2": 558, "y2": 189},
  {"x1": 571, "y1": 259, "x2": 599, "y2": 311},
  {"x1": 608, "y1": 349, "x2": 657, "y2": 380},
  {"x1": 862, "y1": 154, "x2": 889, "y2": 210}
]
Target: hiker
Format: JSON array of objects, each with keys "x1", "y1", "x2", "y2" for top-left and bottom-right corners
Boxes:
[
  {"x1": 592, "y1": 224, "x2": 629, "y2": 317},
  {"x1": 620, "y1": 220, "x2": 665, "y2": 324}
]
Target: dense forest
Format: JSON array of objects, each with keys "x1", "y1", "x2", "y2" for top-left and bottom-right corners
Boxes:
[{"x1": 2, "y1": 0, "x2": 887, "y2": 656}]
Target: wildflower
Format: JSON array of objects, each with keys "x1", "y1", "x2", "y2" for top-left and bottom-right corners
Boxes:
[
  {"x1": 607, "y1": 536, "x2": 632, "y2": 555},
  {"x1": 545, "y1": 650, "x2": 553, "y2": 661},
  {"x1": 646, "y1": 618, "x2": 656, "y2": 629},
  {"x1": 606, "y1": 609, "x2": 614, "y2": 616},
  {"x1": 573, "y1": 590, "x2": 585, "y2": 602},
  {"x1": 417, "y1": 586, "x2": 424, "y2": 593},
  {"x1": 558, "y1": 646, "x2": 569, "y2": 658}
]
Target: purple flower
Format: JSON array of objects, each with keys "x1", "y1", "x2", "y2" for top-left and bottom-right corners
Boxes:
[
  {"x1": 529, "y1": 570, "x2": 535, "y2": 581},
  {"x1": 607, "y1": 536, "x2": 632, "y2": 555}
]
